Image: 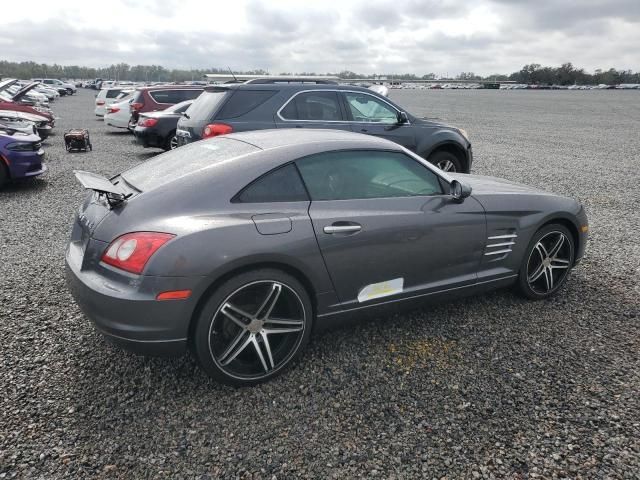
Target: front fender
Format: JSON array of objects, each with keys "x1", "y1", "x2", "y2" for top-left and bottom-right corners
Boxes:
[{"x1": 418, "y1": 128, "x2": 469, "y2": 159}]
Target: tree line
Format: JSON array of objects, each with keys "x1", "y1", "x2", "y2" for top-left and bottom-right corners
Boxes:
[{"x1": 1, "y1": 60, "x2": 638, "y2": 85}]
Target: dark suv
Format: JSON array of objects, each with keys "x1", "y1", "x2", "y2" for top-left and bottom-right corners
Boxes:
[{"x1": 176, "y1": 79, "x2": 472, "y2": 172}]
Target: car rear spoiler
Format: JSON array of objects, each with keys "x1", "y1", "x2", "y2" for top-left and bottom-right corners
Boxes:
[{"x1": 74, "y1": 170, "x2": 128, "y2": 208}]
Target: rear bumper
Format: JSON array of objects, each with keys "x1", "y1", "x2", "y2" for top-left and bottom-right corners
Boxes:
[
  {"x1": 133, "y1": 127, "x2": 165, "y2": 148},
  {"x1": 65, "y1": 250, "x2": 205, "y2": 356}
]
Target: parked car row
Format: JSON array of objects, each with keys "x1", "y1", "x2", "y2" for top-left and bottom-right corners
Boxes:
[
  {"x1": 101, "y1": 78, "x2": 473, "y2": 172},
  {"x1": 0, "y1": 78, "x2": 73, "y2": 188}
]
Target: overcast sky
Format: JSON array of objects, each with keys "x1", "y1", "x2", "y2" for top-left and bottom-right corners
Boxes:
[{"x1": 1, "y1": 0, "x2": 639, "y2": 75}]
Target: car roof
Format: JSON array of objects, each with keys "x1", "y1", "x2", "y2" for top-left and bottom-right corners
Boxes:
[
  {"x1": 205, "y1": 83, "x2": 375, "y2": 94},
  {"x1": 135, "y1": 85, "x2": 205, "y2": 91},
  {"x1": 228, "y1": 128, "x2": 398, "y2": 151}
]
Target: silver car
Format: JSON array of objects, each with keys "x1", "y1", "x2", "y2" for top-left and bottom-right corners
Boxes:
[{"x1": 66, "y1": 129, "x2": 588, "y2": 385}]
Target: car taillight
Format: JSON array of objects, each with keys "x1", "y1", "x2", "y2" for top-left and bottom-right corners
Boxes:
[
  {"x1": 101, "y1": 232, "x2": 175, "y2": 274},
  {"x1": 96, "y1": 100, "x2": 105, "y2": 105},
  {"x1": 107, "y1": 106, "x2": 120, "y2": 114},
  {"x1": 202, "y1": 123, "x2": 233, "y2": 139},
  {"x1": 130, "y1": 102, "x2": 143, "y2": 112},
  {"x1": 139, "y1": 118, "x2": 158, "y2": 127}
]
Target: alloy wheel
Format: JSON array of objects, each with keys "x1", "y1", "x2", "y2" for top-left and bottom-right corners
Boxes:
[
  {"x1": 526, "y1": 231, "x2": 572, "y2": 294},
  {"x1": 208, "y1": 281, "x2": 306, "y2": 380},
  {"x1": 170, "y1": 135, "x2": 179, "y2": 149},
  {"x1": 437, "y1": 159, "x2": 457, "y2": 172}
]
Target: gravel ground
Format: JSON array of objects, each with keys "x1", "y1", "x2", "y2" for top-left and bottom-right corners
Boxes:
[{"x1": 1, "y1": 89, "x2": 639, "y2": 479}]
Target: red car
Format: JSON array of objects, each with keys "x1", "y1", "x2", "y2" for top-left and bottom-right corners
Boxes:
[
  {"x1": 129, "y1": 85, "x2": 204, "y2": 128},
  {"x1": 0, "y1": 80, "x2": 55, "y2": 126}
]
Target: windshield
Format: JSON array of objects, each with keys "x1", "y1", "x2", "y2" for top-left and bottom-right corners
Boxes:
[{"x1": 121, "y1": 137, "x2": 259, "y2": 191}]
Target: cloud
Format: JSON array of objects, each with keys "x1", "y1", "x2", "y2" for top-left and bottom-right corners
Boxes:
[{"x1": 0, "y1": 0, "x2": 638, "y2": 75}]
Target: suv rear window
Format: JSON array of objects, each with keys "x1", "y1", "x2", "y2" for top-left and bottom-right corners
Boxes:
[
  {"x1": 131, "y1": 90, "x2": 144, "y2": 105},
  {"x1": 149, "y1": 89, "x2": 203, "y2": 104},
  {"x1": 121, "y1": 137, "x2": 258, "y2": 191},
  {"x1": 184, "y1": 90, "x2": 229, "y2": 121},
  {"x1": 217, "y1": 90, "x2": 277, "y2": 119},
  {"x1": 280, "y1": 91, "x2": 343, "y2": 121}
]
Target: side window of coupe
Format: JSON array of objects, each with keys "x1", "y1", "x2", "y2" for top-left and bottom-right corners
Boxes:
[
  {"x1": 235, "y1": 164, "x2": 309, "y2": 203},
  {"x1": 296, "y1": 151, "x2": 443, "y2": 201},
  {"x1": 344, "y1": 93, "x2": 398, "y2": 124},
  {"x1": 280, "y1": 91, "x2": 343, "y2": 121}
]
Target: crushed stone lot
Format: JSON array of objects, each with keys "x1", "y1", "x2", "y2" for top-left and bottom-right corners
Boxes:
[{"x1": 1, "y1": 88, "x2": 639, "y2": 479}]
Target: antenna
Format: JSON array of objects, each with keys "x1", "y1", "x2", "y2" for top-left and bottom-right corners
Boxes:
[{"x1": 227, "y1": 67, "x2": 238, "y2": 82}]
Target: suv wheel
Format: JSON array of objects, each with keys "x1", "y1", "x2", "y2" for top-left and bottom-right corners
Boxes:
[{"x1": 428, "y1": 150, "x2": 462, "y2": 172}]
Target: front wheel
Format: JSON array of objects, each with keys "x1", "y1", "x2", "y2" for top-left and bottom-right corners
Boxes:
[
  {"x1": 428, "y1": 150, "x2": 463, "y2": 173},
  {"x1": 192, "y1": 269, "x2": 313, "y2": 386},
  {"x1": 0, "y1": 164, "x2": 9, "y2": 188},
  {"x1": 517, "y1": 224, "x2": 575, "y2": 299}
]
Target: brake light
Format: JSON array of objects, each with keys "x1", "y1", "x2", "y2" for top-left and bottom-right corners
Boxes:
[
  {"x1": 202, "y1": 123, "x2": 233, "y2": 139},
  {"x1": 96, "y1": 100, "x2": 105, "y2": 105},
  {"x1": 107, "y1": 106, "x2": 120, "y2": 114},
  {"x1": 101, "y1": 232, "x2": 175, "y2": 274},
  {"x1": 130, "y1": 102, "x2": 143, "y2": 112},
  {"x1": 139, "y1": 117, "x2": 158, "y2": 128}
]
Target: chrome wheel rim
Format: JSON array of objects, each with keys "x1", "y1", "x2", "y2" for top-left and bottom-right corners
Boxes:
[
  {"x1": 526, "y1": 231, "x2": 573, "y2": 294},
  {"x1": 170, "y1": 136, "x2": 178, "y2": 149},
  {"x1": 437, "y1": 159, "x2": 456, "y2": 172},
  {"x1": 208, "y1": 281, "x2": 306, "y2": 380}
]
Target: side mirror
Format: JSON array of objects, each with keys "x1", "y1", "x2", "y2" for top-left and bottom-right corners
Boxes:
[
  {"x1": 450, "y1": 179, "x2": 472, "y2": 202},
  {"x1": 397, "y1": 111, "x2": 409, "y2": 124}
]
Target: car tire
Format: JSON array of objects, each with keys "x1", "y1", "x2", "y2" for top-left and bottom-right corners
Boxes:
[
  {"x1": 0, "y1": 163, "x2": 8, "y2": 188},
  {"x1": 516, "y1": 223, "x2": 575, "y2": 300},
  {"x1": 164, "y1": 131, "x2": 178, "y2": 151},
  {"x1": 192, "y1": 268, "x2": 313, "y2": 386},
  {"x1": 428, "y1": 150, "x2": 463, "y2": 173}
]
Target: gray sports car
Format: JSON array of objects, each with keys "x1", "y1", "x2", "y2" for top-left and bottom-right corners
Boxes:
[{"x1": 66, "y1": 129, "x2": 588, "y2": 385}]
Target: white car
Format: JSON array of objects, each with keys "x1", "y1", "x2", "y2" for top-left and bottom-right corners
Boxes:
[
  {"x1": 104, "y1": 95, "x2": 133, "y2": 129},
  {"x1": 32, "y1": 78, "x2": 76, "y2": 95},
  {"x1": 94, "y1": 88, "x2": 133, "y2": 116}
]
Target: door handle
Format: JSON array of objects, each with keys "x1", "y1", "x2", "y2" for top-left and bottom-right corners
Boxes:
[{"x1": 323, "y1": 224, "x2": 362, "y2": 234}]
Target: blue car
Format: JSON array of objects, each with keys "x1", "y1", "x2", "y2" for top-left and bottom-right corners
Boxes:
[{"x1": 0, "y1": 131, "x2": 46, "y2": 187}]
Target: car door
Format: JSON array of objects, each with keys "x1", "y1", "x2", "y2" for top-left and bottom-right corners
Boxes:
[
  {"x1": 275, "y1": 90, "x2": 352, "y2": 131},
  {"x1": 296, "y1": 150, "x2": 486, "y2": 308},
  {"x1": 341, "y1": 91, "x2": 417, "y2": 151}
]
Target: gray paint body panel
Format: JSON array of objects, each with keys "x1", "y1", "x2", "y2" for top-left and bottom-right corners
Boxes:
[{"x1": 65, "y1": 129, "x2": 587, "y2": 355}]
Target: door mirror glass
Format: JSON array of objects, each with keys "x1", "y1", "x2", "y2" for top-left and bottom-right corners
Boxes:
[
  {"x1": 450, "y1": 179, "x2": 472, "y2": 202},
  {"x1": 397, "y1": 111, "x2": 409, "y2": 124}
]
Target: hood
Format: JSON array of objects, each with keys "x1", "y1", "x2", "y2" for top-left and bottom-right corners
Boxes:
[
  {"x1": 415, "y1": 116, "x2": 454, "y2": 128},
  {"x1": 0, "y1": 79, "x2": 18, "y2": 94},
  {"x1": 0, "y1": 130, "x2": 41, "y2": 143},
  {"x1": 0, "y1": 103, "x2": 54, "y2": 121},
  {"x1": 12, "y1": 83, "x2": 40, "y2": 101},
  {"x1": 449, "y1": 173, "x2": 553, "y2": 196}
]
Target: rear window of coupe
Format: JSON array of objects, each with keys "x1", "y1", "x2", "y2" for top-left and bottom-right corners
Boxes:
[{"x1": 121, "y1": 138, "x2": 258, "y2": 191}]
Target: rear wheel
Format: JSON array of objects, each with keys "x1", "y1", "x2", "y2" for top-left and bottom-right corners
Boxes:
[
  {"x1": 428, "y1": 150, "x2": 463, "y2": 173},
  {"x1": 517, "y1": 224, "x2": 575, "y2": 299},
  {"x1": 193, "y1": 269, "x2": 313, "y2": 386},
  {"x1": 164, "y1": 131, "x2": 178, "y2": 151}
]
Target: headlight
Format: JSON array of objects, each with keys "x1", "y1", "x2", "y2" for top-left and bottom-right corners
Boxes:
[
  {"x1": 458, "y1": 128, "x2": 470, "y2": 141},
  {"x1": 6, "y1": 142, "x2": 34, "y2": 151}
]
